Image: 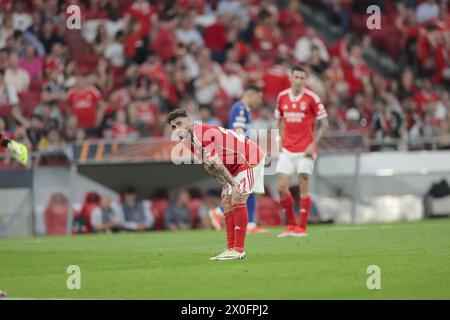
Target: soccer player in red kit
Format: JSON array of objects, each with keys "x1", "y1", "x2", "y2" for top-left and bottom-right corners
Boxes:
[
  {"x1": 275, "y1": 66, "x2": 329, "y2": 237},
  {"x1": 167, "y1": 109, "x2": 265, "y2": 260}
]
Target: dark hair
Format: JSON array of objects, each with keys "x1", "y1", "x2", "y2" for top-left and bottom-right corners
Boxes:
[
  {"x1": 124, "y1": 186, "x2": 137, "y2": 194},
  {"x1": 206, "y1": 188, "x2": 221, "y2": 198},
  {"x1": 166, "y1": 108, "x2": 188, "y2": 124},
  {"x1": 245, "y1": 84, "x2": 262, "y2": 93},
  {"x1": 291, "y1": 65, "x2": 306, "y2": 74},
  {"x1": 31, "y1": 114, "x2": 43, "y2": 121},
  {"x1": 0, "y1": 69, "x2": 4, "y2": 77}
]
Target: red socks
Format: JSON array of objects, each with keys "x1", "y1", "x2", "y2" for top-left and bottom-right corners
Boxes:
[
  {"x1": 280, "y1": 194, "x2": 297, "y2": 225},
  {"x1": 299, "y1": 196, "x2": 311, "y2": 230},
  {"x1": 232, "y1": 203, "x2": 248, "y2": 253},
  {"x1": 224, "y1": 211, "x2": 234, "y2": 249}
]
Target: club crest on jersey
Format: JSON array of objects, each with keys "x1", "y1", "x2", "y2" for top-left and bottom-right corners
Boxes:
[
  {"x1": 283, "y1": 104, "x2": 289, "y2": 110},
  {"x1": 300, "y1": 102, "x2": 306, "y2": 111}
]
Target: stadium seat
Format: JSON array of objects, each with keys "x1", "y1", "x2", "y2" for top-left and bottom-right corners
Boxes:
[
  {"x1": 257, "y1": 196, "x2": 282, "y2": 227},
  {"x1": 29, "y1": 78, "x2": 44, "y2": 92},
  {"x1": 350, "y1": 13, "x2": 368, "y2": 36},
  {"x1": 63, "y1": 30, "x2": 93, "y2": 58},
  {"x1": 0, "y1": 105, "x2": 11, "y2": 117},
  {"x1": 75, "y1": 54, "x2": 99, "y2": 75},
  {"x1": 76, "y1": 192, "x2": 101, "y2": 234},
  {"x1": 187, "y1": 198, "x2": 204, "y2": 229},
  {"x1": 44, "y1": 192, "x2": 70, "y2": 236},
  {"x1": 18, "y1": 91, "x2": 41, "y2": 117},
  {"x1": 151, "y1": 199, "x2": 169, "y2": 230}
]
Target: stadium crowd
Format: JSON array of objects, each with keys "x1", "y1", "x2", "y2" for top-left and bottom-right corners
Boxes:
[
  {"x1": 0, "y1": 0, "x2": 450, "y2": 167},
  {"x1": 43, "y1": 186, "x2": 285, "y2": 234}
]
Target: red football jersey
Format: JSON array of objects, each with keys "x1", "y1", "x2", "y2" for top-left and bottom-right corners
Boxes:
[
  {"x1": 184, "y1": 124, "x2": 264, "y2": 176},
  {"x1": 275, "y1": 88, "x2": 327, "y2": 153},
  {"x1": 67, "y1": 86, "x2": 101, "y2": 129}
]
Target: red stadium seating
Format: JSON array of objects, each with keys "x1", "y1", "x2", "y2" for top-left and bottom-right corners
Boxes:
[
  {"x1": 77, "y1": 192, "x2": 101, "y2": 234},
  {"x1": 257, "y1": 196, "x2": 282, "y2": 227},
  {"x1": 44, "y1": 192, "x2": 70, "y2": 236},
  {"x1": 18, "y1": 91, "x2": 41, "y2": 117},
  {"x1": 187, "y1": 198, "x2": 204, "y2": 229},
  {"x1": 151, "y1": 199, "x2": 169, "y2": 230}
]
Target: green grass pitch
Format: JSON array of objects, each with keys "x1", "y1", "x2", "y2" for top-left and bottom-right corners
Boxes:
[{"x1": 1, "y1": 219, "x2": 450, "y2": 299}]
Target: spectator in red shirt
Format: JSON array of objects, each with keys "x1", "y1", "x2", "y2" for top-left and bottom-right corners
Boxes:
[
  {"x1": 150, "y1": 12, "x2": 179, "y2": 62},
  {"x1": 398, "y1": 69, "x2": 417, "y2": 102},
  {"x1": 179, "y1": 0, "x2": 205, "y2": 14},
  {"x1": 112, "y1": 108, "x2": 137, "y2": 140},
  {"x1": 204, "y1": 13, "x2": 228, "y2": 61},
  {"x1": 433, "y1": 30, "x2": 450, "y2": 85},
  {"x1": 84, "y1": 0, "x2": 109, "y2": 20},
  {"x1": 226, "y1": 16, "x2": 251, "y2": 63},
  {"x1": 341, "y1": 42, "x2": 372, "y2": 95},
  {"x1": 123, "y1": 20, "x2": 144, "y2": 62},
  {"x1": 252, "y1": 8, "x2": 281, "y2": 60},
  {"x1": 66, "y1": 74, "x2": 104, "y2": 135},
  {"x1": 417, "y1": 23, "x2": 441, "y2": 77},
  {"x1": 243, "y1": 52, "x2": 264, "y2": 88},
  {"x1": 413, "y1": 78, "x2": 441, "y2": 116},
  {"x1": 262, "y1": 58, "x2": 290, "y2": 103},
  {"x1": 126, "y1": 0, "x2": 156, "y2": 36},
  {"x1": 278, "y1": 0, "x2": 305, "y2": 47}
]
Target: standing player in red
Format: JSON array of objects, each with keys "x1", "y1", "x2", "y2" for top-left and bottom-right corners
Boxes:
[
  {"x1": 167, "y1": 109, "x2": 265, "y2": 260},
  {"x1": 275, "y1": 66, "x2": 329, "y2": 238}
]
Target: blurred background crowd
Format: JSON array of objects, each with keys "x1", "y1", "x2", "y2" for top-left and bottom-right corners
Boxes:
[{"x1": 0, "y1": 0, "x2": 449, "y2": 166}]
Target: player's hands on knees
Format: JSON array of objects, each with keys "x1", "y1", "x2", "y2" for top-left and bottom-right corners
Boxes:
[
  {"x1": 221, "y1": 184, "x2": 232, "y2": 202},
  {"x1": 231, "y1": 184, "x2": 245, "y2": 205}
]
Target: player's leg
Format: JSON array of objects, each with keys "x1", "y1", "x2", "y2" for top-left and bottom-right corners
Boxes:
[
  {"x1": 275, "y1": 151, "x2": 298, "y2": 237},
  {"x1": 246, "y1": 193, "x2": 268, "y2": 233},
  {"x1": 212, "y1": 160, "x2": 264, "y2": 260},
  {"x1": 246, "y1": 193, "x2": 256, "y2": 228},
  {"x1": 222, "y1": 187, "x2": 235, "y2": 250},
  {"x1": 210, "y1": 190, "x2": 249, "y2": 261},
  {"x1": 210, "y1": 185, "x2": 235, "y2": 261},
  {"x1": 291, "y1": 156, "x2": 315, "y2": 237},
  {"x1": 277, "y1": 174, "x2": 298, "y2": 237},
  {"x1": 231, "y1": 192, "x2": 249, "y2": 255}
]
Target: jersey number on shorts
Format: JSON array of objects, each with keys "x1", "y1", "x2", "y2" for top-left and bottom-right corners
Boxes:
[{"x1": 238, "y1": 177, "x2": 247, "y2": 194}]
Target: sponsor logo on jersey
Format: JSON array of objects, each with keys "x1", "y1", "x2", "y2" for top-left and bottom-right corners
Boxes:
[{"x1": 284, "y1": 112, "x2": 306, "y2": 123}]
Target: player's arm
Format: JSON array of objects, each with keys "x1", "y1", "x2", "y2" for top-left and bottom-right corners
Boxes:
[
  {"x1": 276, "y1": 118, "x2": 283, "y2": 139},
  {"x1": 274, "y1": 98, "x2": 284, "y2": 151},
  {"x1": 204, "y1": 159, "x2": 236, "y2": 188},
  {"x1": 204, "y1": 160, "x2": 243, "y2": 205},
  {"x1": 305, "y1": 117, "x2": 329, "y2": 158}
]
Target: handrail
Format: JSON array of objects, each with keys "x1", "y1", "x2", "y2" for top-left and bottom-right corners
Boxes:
[{"x1": 1, "y1": 133, "x2": 450, "y2": 165}]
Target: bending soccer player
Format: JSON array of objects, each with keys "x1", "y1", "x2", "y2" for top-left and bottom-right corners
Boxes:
[
  {"x1": 275, "y1": 66, "x2": 328, "y2": 238},
  {"x1": 228, "y1": 85, "x2": 268, "y2": 233},
  {"x1": 167, "y1": 109, "x2": 265, "y2": 260},
  {"x1": 0, "y1": 134, "x2": 28, "y2": 166}
]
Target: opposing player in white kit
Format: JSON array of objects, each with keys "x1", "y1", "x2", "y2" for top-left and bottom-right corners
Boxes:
[{"x1": 275, "y1": 66, "x2": 329, "y2": 237}]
